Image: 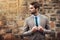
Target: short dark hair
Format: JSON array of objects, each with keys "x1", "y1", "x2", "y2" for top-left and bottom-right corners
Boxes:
[{"x1": 30, "y1": 2, "x2": 40, "y2": 9}]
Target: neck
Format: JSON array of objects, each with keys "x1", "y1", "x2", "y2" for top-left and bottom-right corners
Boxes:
[{"x1": 34, "y1": 12, "x2": 39, "y2": 16}]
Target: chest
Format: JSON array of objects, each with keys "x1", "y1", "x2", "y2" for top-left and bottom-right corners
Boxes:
[{"x1": 27, "y1": 17, "x2": 46, "y2": 29}]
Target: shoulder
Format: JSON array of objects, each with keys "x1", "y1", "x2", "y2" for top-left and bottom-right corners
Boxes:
[
  {"x1": 40, "y1": 14, "x2": 48, "y2": 20},
  {"x1": 25, "y1": 16, "x2": 32, "y2": 21}
]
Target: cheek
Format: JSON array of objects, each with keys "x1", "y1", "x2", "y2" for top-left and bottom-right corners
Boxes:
[{"x1": 31, "y1": 9, "x2": 35, "y2": 12}]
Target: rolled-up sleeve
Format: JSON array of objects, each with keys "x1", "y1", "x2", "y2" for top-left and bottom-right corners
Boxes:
[
  {"x1": 44, "y1": 17, "x2": 51, "y2": 34},
  {"x1": 22, "y1": 19, "x2": 33, "y2": 36}
]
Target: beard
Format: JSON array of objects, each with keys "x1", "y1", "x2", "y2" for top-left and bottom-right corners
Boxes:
[{"x1": 31, "y1": 11, "x2": 36, "y2": 15}]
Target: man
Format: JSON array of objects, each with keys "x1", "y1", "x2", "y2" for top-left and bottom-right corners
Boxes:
[{"x1": 22, "y1": 2, "x2": 51, "y2": 40}]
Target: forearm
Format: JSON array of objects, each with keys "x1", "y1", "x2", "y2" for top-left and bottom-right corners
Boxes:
[
  {"x1": 44, "y1": 29, "x2": 51, "y2": 34},
  {"x1": 22, "y1": 30, "x2": 33, "y2": 36}
]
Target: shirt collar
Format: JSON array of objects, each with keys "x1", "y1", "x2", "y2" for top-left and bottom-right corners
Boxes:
[{"x1": 31, "y1": 14, "x2": 40, "y2": 18}]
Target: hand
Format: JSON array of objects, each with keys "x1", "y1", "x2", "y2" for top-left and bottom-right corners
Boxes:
[
  {"x1": 31, "y1": 26, "x2": 38, "y2": 32},
  {"x1": 38, "y1": 26, "x2": 44, "y2": 32}
]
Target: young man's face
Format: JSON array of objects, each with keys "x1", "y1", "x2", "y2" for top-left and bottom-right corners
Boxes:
[{"x1": 29, "y1": 5, "x2": 36, "y2": 14}]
